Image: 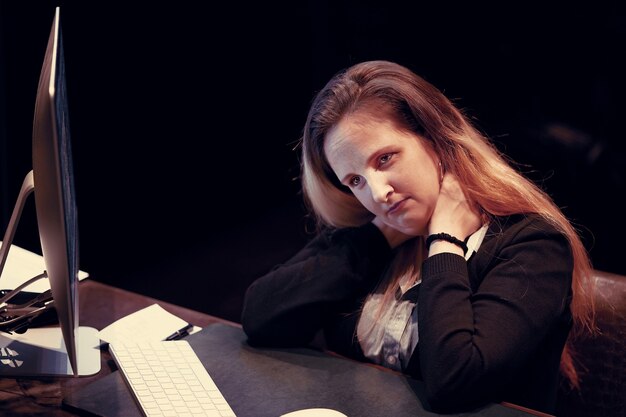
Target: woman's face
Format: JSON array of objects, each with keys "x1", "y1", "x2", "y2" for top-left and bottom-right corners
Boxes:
[{"x1": 324, "y1": 111, "x2": 441, "y2": 236}]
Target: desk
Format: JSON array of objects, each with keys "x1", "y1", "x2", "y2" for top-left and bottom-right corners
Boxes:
[{"x1": 0, "y1": 279, "x2": 553, "y2": 417}]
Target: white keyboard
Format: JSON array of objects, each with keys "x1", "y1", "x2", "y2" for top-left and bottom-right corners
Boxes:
[{"x1": 109, "y1": 340, "x2": 237, "y2": 417}]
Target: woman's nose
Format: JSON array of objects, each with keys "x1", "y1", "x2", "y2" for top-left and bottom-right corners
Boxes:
[{"x1": 369, "y1": 175, "x2": 393, "y2": 203}]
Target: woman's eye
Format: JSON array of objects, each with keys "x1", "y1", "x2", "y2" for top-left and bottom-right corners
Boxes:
[
  {"x1": 349, "y1": 176, "x2": 362, "y2": 187},
  {"x1": 378, "y1": 153, "x2": 393, "y2": 166}
]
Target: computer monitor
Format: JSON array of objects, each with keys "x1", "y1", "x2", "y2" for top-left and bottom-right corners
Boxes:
[{"x1": 0, "y1": 7, "x2": 100, "y2": 377}]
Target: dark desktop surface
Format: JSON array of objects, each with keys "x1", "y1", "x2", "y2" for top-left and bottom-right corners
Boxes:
[{"x1": 63, "y1": 322, "x2": 548, "y2": 417}]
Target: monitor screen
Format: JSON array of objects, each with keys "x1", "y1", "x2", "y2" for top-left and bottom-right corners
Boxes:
[
  {"x1": 0, "y1": 7, "x2": 100, "y2": 377},
  {"x1": 32, "y1": 5, "x2": 80, "y2": 375}
]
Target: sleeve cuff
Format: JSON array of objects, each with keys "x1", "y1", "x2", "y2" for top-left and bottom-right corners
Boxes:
[{"x1": 422, "y1": 252, "x2": 467, "y2": 278}]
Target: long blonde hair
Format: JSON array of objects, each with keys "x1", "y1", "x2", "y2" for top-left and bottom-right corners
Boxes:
[{"x1": 300, "y1": 60, "x2": 595, "y2": 388}]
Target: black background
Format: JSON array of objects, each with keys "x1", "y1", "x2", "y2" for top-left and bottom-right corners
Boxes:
[{"x1": 1, "y1": 1, "x2": 625, "y2": 323}]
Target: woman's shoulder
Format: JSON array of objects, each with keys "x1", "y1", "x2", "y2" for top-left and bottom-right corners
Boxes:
[
  {"x1": 471, "y1": 213, "x2": 573, "y2": 286},
  {"x1": 481, "y1": 213, "x2": 570, "y2": 259},
  {"x1": 487, "y1": 213, "x2": 562, "y2": 239}
]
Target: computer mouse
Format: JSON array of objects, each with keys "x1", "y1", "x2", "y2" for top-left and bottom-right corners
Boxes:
[{"x1": 280, "y1": 408, "x2": 348, "y2": 417}]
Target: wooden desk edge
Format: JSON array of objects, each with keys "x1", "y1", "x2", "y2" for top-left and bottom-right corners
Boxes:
[{"x1": 501, "y1": 402, "x2": 555, "y2": 417}]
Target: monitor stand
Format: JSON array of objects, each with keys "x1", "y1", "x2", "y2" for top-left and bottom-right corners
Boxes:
[
  {"x1": 0, "y1": 171, "x2": 35, "y2": 275},
  {"x1": 0, "y1": 326, "x2": 101, "y2": 377},
  {"x1": 0, "y1": 171, "x2": 101, "y2": 377}
]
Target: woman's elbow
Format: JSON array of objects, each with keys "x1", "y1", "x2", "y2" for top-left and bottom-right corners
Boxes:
[
  {"x1": 240, "y1": 307, "x2": 280, "y2": 347},
  {"x1": 241, "y1": 311, "x2": 316, "y2": 348}
]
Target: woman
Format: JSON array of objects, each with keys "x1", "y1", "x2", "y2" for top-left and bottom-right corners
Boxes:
[{"x1": 241, "y1": 60, "x2": 595, "y2": 414}]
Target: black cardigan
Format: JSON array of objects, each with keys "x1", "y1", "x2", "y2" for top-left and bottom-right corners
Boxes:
[{"x1": 241, "y1": 214, "x2": 573, "y2": 414}]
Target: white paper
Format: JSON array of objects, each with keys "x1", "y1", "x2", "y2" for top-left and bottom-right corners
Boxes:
[
  {"x1": 0, "y1": 242, "x2": 89, "y2": 293},
  {"x1": 98, "y1": 303, "x2": 198, "y2": 346}
]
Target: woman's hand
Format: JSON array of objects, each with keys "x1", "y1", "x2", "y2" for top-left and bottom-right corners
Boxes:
[{"x1": 428, "y1": 173, "x2": 482, "y2": 242}]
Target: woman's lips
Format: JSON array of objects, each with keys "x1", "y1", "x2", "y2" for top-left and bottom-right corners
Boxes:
[{"x1": 387, "y1": 198, "x2": 408, "y2": 215}]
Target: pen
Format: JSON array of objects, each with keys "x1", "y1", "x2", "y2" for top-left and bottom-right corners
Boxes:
[{"x1": 165, "y1": 323, "x2": 194, "y2": 341}]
